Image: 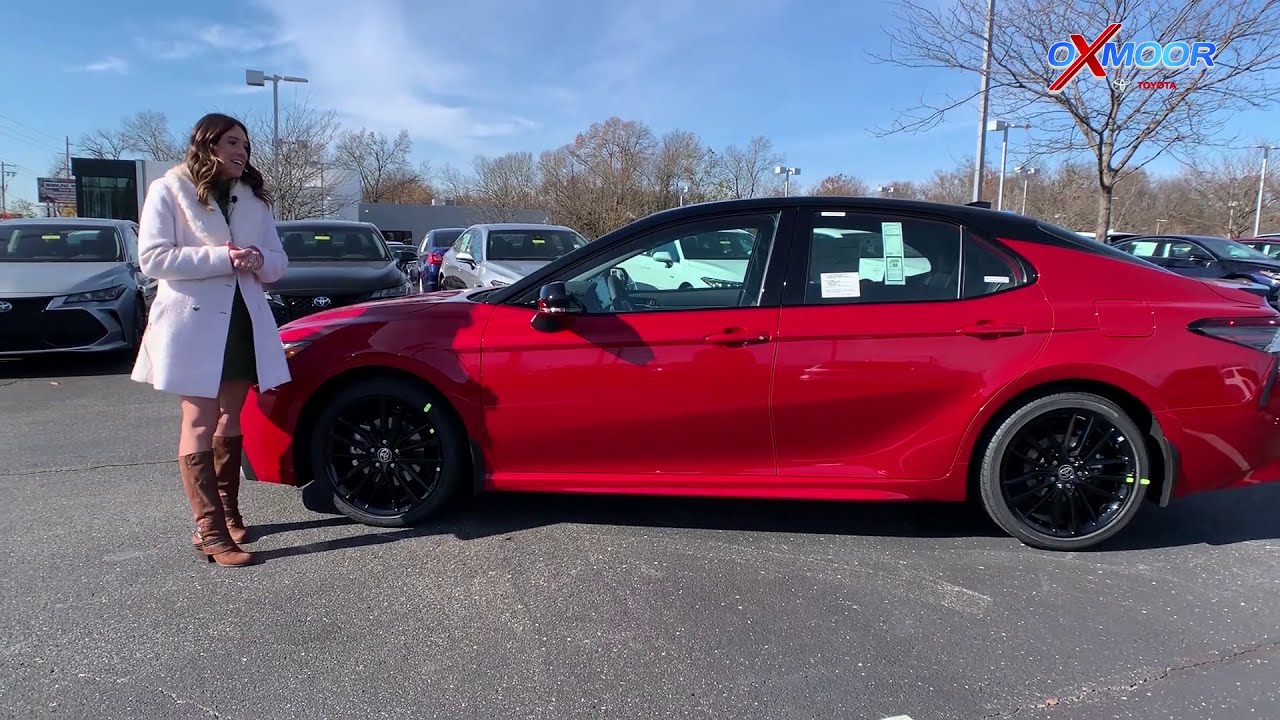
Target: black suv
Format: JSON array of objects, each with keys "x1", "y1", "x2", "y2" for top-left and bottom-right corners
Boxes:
[
  {"x1": 266, "y1": 220, "x2": 417, "y2": 325},
  {"x1": 1112, "y1": 234, "x2": 1280, "y2": 308}
]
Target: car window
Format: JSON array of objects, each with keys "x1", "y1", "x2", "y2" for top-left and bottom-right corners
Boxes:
[
  {"x1": 552, "y1": 213, "x2": 780, "y2": 314},
  {"x1": 455, "y1": 230, "x2": 475, "y2": 255},
  {"x1": 487, "y1": 229, "x2": 586, "y2": 261},
  {"x1": 432, "y1": 230, "x2": 463, "y2": 249},
  {"x1": 1167, "y1": 241, "x2": 1213, "y2": 260},
  {"x1": 0, "y1": 223, "x2": 124, "y2": 262},
  {"x1": 276, "y1": 226, "x2": 390, "y2": 261},
  {"x1": 803, "y1": 212, "x2": 963, "y2": 304},
  {"x1": 1117, "y1": 240, "x2": 1160, "y2": 258}
]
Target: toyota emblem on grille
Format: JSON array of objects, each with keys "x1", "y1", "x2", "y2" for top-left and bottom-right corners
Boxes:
[
  {"x1": 0, "y1": 301, "x2": 11, "y2": 313},
  {"x1": 312, "y1": 296, "x2": 332, "y2": 308}
]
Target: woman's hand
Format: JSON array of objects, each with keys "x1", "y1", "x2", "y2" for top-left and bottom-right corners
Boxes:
[{"x1": 227, "y1": 241, "x2": 263, "y2": 272}]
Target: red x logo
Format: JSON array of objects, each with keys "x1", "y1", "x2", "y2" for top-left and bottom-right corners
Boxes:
[{"x1": 1049, "y1": 23, "x2": 1123, "y2": 94}]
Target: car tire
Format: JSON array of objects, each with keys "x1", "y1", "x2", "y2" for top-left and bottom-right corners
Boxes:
[
  {"x1": 308, "y1": 376, "x2": 469, "y2": 527},
  {"x1": 978, "y1": 392, "x2": 1149, "y2": 551}
]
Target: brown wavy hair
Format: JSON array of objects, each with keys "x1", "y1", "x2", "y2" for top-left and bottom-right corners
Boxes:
[{"x1": 183, "y1": 112, "x2": 271, "y2": 207}]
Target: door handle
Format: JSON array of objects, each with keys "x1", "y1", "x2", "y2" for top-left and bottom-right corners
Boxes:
[
  {"x1": 704, "y1": 329, "x2": 772, "y2": 346},
  {"x1": 959, "y1": 323, "x2": 1025, "y2": 338}
]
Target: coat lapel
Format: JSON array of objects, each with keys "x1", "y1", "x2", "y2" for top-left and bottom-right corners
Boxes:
[{"x1": 164, "y1": 166, "x2": 232, "y2": 247}]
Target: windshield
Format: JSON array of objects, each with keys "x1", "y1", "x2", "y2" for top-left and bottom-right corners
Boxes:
[
  {"x1": 0, "y1": 224, "x2": 124, "y2": 263},
  {"x1": 1197, "y1": 236, "x2": 1277, "y2": 261},
  {"x1": 486, "y1": 229, "x2": 586, "y2": 261},
  {"x1": 277, "y1": 226, "x2": 390, "y2": 261},
  {"x1": 680, "y1": 230, "x2": 755, "y2": 260}
]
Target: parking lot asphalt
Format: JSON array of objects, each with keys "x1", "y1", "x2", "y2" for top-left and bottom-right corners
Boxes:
[{"x1": 2, "y1": 355, "x2": 1278, "y2": 720}]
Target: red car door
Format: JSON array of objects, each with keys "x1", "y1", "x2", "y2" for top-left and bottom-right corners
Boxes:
[
  {"x1": 477, "y1": 209, "x2": 796, "y2": 488},
  {"x1": 770, "y1": 207, "x2": 1053, "y2": 495}
]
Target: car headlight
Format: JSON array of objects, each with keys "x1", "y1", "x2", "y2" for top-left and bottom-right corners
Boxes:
[
  {"x1": 64, "y1": 285, "x2": 127, "y2": 303},
  {"x1": 370, "y1": 282, "x2": 410, "y2": 299},
  {"x1": 701, "y1": 277, "x2": 743, "y2": 289},
  {"x1": 263, "y1": 291, "x2": 284, "y2": 304},
  {"x1": 488, "y1": 279, "x2": 510, "y2": 287}
]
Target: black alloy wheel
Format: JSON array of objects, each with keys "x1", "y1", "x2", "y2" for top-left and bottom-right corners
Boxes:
[
  {"x1": 979, "y1": 393, "x2": 1149, "y2": 550},
  {"x1": 309, "y1": 377, "x2": 467, "y2": 527}
]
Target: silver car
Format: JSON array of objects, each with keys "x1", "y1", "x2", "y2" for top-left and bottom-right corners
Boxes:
[
  {"x1": 0, "y1": 217, "x2": 155, "y2": 356},
  {"x1": 438, "y1": 223, "x2": 588, "y2": 290}
]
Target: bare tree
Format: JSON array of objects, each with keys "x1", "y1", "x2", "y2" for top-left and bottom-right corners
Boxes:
[
  {"x1": 870, "y1": 0, "x2": 1280, "y2": 239},
  {"x1": 334, "y1": 128, "x2": 424, "y2": 203},
  {"x1": 812, "y1": 174, "x2": 872, "y2": 196},
  {"x1": 470, "y1": 152, "x2": 543, "y2": 221},
  {"x1": 244, "y1": 99, "x2": 353, "y2": 220},
  {"x1": 434, "y1": 163, "x2": 476, "y2": 203},
  {"x1": 708, "y1": 136, "x2": 784, "y2": 199},
  {"x1": 122, "y1": 111, "x2": 183, "y2": 162},
  {"x1": 76, "y1": 128, "x2": 131, "y2": 159}
]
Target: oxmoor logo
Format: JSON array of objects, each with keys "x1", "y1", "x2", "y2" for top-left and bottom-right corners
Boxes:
[{"x1": 1046, "y1": 23, "x2": 1218, "y2": 94}]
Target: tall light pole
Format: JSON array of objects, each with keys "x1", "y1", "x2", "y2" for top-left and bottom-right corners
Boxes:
[
  {"x1": 246, "y1": 69, "x2": 309, "y2": 149},
  {"x1": 1013, "y1": 165, "x2": 1038, "y2": 215},
  {"x1": 774, "y1": 166, "x2": 800, "y2": 196},
  {"x1": 1253, "y1": 144, "x2": 1278, "y2": 237},
  {"x1": 988, "y1": 120, "x2": 1031, "y2": 211},
  {"x1": 1228, "y1": 200, "x2": 1240, "y2": 237},
  {"x1": 972, "y1": 0, "x2": 996, "y2": 203},
  {"x1": 1155, "y1": 218, "x2": 1167, "y2": 234}
]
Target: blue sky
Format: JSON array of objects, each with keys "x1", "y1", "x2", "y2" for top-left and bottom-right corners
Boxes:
[{"x1": 1, "y1": 0, "x2": 1276, "y2": 206}]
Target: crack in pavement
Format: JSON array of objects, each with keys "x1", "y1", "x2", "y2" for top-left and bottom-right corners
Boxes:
[
  {"x1": 0, "y1": 459, "x2": 171, "y2": 478},
  {"x1": 20, "y1": 656, "x2": 240, "y2": 720},
  {"x1": 981, "y1": 638, "x2": 1280, "y2": 718}
]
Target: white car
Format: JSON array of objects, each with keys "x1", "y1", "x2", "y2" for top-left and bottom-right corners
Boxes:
[{"x1": 619, "y1": 230, "x2": 757, "y2": 290}]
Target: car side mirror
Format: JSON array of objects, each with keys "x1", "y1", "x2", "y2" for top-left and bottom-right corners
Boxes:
[
  {"x1": 652, "y1": 250, "x2": 675, "y2": 267},
  {"x1": 456, "y1": 251, "x2": 476, "y2": 265},
  {"x1": 532, "y1": 281, "x2": 573, "y2": 331}
]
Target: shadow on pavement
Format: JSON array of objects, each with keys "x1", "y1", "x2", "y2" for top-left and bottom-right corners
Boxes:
[
  {"x1": 0, "y1": 352, "x2": 135, "y2": 380},
  {"x1": 263, "y1": 480, "x2": 1280, "y2": 560}
]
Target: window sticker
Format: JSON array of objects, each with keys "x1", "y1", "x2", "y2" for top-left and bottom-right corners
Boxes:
[
  {"x1": 820, "y1": 272, "x2": 861, "y2": 298},
  {"x1": 984, "y1": 275, "x2": 1011, "y2": 284},
  {"x1": 881, "y1": 222, "x2": 906, "y2": 285}
]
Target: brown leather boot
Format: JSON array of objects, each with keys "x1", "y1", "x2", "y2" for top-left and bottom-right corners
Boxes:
[
  {"x1": 179, "y1": 450, "x2": 254, "y2": 567},
  {"x1": 212, "y1": 435, "x2": 250, "y2": 544}
]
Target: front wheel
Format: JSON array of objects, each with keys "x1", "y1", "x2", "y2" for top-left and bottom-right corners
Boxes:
[
  {"x1": 978, "y1": 392, "x2": 1149, "y2": 551},
  {"x1": 308, "y1": 377, "x2": 469, "y2": 527}
]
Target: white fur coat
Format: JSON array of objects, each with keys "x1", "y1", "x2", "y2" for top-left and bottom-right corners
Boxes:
[{"x1": 130, "y1": 165, "x2": 291, "y2": 399}]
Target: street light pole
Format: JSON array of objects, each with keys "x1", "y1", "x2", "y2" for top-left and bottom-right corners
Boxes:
[
  {"x1": 774, "y1": 166, "x2": 800, "y2": 196},
  {"x1": 1253, "y1": 145, "x2": 1278, "y2": 238},
  {"x1": 989, "y1": 120, "x2": 1031, "y2": 211},
  {"x1": 1228, "y1": 200, "x2": 1240, "y2": 237},
  {"x1": 972, "y1": 0, "x2": 996, "y2": 203},
  {"x1": 1014, "y1": 166, "x2": 1038, "y2": 215},
  {"x1": 246, "y1": 69, "x2": 309, "y2": 149}
]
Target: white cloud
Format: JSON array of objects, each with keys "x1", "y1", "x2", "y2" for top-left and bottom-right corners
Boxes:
[
  {"x1": 136, "y1": 21, "x2": 292, "y2": 62},
  {"x1": 75, "y1": 56, "x2": 128, "y2": 73},
  {"x1": 250, "y1": 0, "x2": 534, "y2": 152}
]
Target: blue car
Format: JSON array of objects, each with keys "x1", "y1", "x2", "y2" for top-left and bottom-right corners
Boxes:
[
  {"x1": 416, "y1": 227, "x2": 464, "y2": 292},
  {"x1": 1113, "y1": 234, "x2": 1280, "y2": 309}
]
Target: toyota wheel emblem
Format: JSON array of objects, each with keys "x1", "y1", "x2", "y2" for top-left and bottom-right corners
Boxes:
[
  {"x1": 0, "y1": 301, "x2": 12, "y2": 313},
  {"x1": 312, "y1": 296, "x2": 332, "y2": 308}
]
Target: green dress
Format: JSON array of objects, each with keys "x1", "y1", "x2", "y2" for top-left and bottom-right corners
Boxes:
[{"x1": 214, "y1": 181, "x2": 259, "y2": 384}]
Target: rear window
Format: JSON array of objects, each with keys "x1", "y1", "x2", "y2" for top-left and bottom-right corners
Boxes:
[
  {"x1": 277, "y1": 226, "x2": 389, "y2": 261},
  {"x1": 0, "y1": 224, "x2": 124, "y2": 262},
  {"x1": 431, "y1": 230, "x2": 463, "y2": 248},
  {"x1": 486, "y1": 229, "x2": 586, "y2": 261}
]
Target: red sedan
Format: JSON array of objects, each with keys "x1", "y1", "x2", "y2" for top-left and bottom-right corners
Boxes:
[{"x1": 241, "y1": 197, "x2": 1280, "y2": 551}]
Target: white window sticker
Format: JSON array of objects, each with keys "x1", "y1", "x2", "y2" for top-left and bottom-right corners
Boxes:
[
  {"x1": 881, "y1": 222, "x2": 905, "y2": 258},
  {"x1": 884, "y1": 256, "x2": 906, "y2": 285},
  {"x1": 820, "y1": 211, "x2": 846, "y2": 217},
  {"x1": 983, "y1": 275, "x2": 1010, "y2": 284},
  {"x1": 820, "y1": 272, "x2": 861, "y2": 298}
]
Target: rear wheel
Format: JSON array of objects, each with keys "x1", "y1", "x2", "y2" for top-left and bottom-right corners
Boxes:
[
  {"x1": 979, "y1": 392, "x2": 1149, "y2": 550},
  {"x1": 307, "y1": 377, "x2": 468, "y2": 527}
]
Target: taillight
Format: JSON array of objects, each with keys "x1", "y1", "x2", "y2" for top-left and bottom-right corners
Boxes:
[
  {"x1": 428, "y1": 252, "x2": 444, "y2": 264},
  {"x1": 1189, "y1": 317, "x2": 1280, "y2": 353}
]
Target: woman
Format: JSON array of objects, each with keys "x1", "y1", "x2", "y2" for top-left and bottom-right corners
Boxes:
[{"x1": 131, "y1": 113, "x2": 291, "y2": 567}]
